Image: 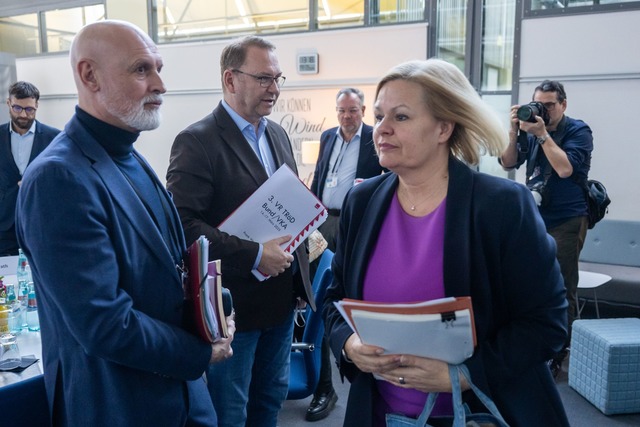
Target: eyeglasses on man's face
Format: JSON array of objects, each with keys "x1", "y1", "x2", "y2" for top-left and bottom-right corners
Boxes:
[
  {"x1": 10, "y1": 104, "x2": 37, "y2": 115},
  {"x1": 232, "y1": 69, "x2": 286, "y2": 88},
  {"x1": 542, "y1": 101, "x2": 558, "y2": 111}
]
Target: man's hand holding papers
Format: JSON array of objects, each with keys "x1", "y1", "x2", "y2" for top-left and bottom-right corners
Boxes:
[
  {"x1": 258, "y1": 235, "x2": 294, "y2": 277},
  {"x1": 217, "y1": 165, "x2": 327, "y2": 281}
]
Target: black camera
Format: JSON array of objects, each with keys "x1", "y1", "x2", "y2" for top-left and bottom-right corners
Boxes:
[
  {"x1": 517, "y1": 102, "x2": 550, "y2": 125},
  {"x1": 528, "y1": 180, "x2": 549, "y2": 207}
]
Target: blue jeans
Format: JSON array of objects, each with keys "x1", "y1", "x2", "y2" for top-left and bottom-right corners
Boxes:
[{"x1": 207, "y1": 309, "x2": 294, "y2": 427}]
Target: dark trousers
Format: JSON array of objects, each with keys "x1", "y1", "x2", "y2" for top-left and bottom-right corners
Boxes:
[
  {"x1": 547, "y1": 215, "x2": 588, "y2": 347},
  {"x1": 318, "y1": 214, "x2": 339, "y2": 253},
  {"x1": 316, "y1": 335, "x2": 334, "y2": 395},
  {"x1": 308, "y1": 232, "x2": 336, "y2": 398}
]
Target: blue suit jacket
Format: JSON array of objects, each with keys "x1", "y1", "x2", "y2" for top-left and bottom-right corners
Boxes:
[
  {"x1": 0, "y1": 120, "x2": 60, "y2": 254},
  {"x1": 16, "y1": 114, "x2": 214, "y2": 426},
  {"x1": 324, "y1": 157, "x2": 570, "y2": 427},
  {"x1": 310, "y1": 123, "x2": 384, "y2": 201}
]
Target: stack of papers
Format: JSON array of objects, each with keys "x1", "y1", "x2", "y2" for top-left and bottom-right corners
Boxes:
[
  {"x1": 187, "y1": 236, "x2": 232, "y2": 343},
  {"x1": 335, "y1": 297, "x2": 476, "y2": 364}
]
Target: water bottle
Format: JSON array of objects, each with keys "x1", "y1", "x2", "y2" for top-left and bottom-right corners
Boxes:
[
  {"x1": 18, "y1": 281, "x2": 28, "y2": 330},
  {"x1": 0, "y1": 281, "x2": 8, "y2": 334},
  {"x1": 26, "y1": 283, "x2": 40, "y2": 332},
  {"x1": 5, "y1": 284, "x2": 21, "y2": 335},
  {"x1": 17, "y1": 249, "x2": 28, "y2": 283},
  {"x1": 17, "y1": 249, "x2": 31, "y2": 330}
]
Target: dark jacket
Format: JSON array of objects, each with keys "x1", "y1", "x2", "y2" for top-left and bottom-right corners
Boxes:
[
  {"x1": 0, "y1": 120, "x2": 60, "y2": 254},
  {"x1": 324, "y1": 157, "x2": 570, "y2": 427},
  {"x1": 310, "y1": 123, "x2": 384, "y2": 201},
  {"x1": 167, "y1": 102, "x2": 314, "y2": 331},
  {"x1": 16, "y1": 114, "x2": 213, "y2": 426}
]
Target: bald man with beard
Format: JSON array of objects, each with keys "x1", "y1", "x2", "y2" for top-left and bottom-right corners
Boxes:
[{"x1": 15, "y1": 20, "x2": 234, "y2": 427}]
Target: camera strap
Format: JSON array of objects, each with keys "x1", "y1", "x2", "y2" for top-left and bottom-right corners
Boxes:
[{"x1": 526, "y1": 116, "x2": 567, "y2": 186}]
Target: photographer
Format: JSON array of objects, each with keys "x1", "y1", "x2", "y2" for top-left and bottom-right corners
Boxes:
[{"x1": 499, "y1": 80, "x2": 593, "y2": 378}]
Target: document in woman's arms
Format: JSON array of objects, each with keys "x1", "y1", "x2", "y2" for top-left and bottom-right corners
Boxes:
[{"x1": 334, "y1": 297, "x2": 476, "y2": 364}]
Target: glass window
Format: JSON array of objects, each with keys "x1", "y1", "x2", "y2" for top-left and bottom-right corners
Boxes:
[
  {"x1": 530, "y1": 0, "x2": 638, "y2": 11},
  {"x1": 435, "y1": 0, "x2": 467, "y2": 71},
  {"x1": 372, "y1": 0, "x2": 426, "y2": 24},
  {"x1": 157, "y1": 0, "x2": 310, "y2": 43},
  {"x1": 0, "y1": 14, "x2": 40, "y2": 56},
  {"x1": 481, "y1": 0, "x2": 515, "y2": 92},
  {"x1": 44, "y1": 5, "x2": 105, "y2": 53},
  {"x1": 317, "y1": 0, "x2": 364, "y2": 29}
]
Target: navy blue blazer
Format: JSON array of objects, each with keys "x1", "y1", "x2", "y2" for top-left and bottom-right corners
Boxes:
[
  {"x1": 16, "y1": 114, "x2": 214, "y2": 426},
  {"x1": 324, "y1": 157, "x2": 570, "y2": 427},
  {"x1": 0, "y1": 120, "x2": 60, "y2": 254},
  {"x1": 310, "y1": 123, "x2": 384, "y2": 201}
]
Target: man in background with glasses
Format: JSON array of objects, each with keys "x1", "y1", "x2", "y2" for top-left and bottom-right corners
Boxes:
[
  {"x1": 500, "y1": 80, "x2": 593, "y2": 379},
  {"x1": 1, "y1": 81, "x2": 60, "y2": 255},
  {"x1": 167, "y1": 35, "x2": 314, "y2": 427},
  {"x1": 304, "y1": 87, "x2": 385, "y2": 422}
]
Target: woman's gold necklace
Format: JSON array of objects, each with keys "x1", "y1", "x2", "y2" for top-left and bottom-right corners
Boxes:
[
  {"x1": 404, "y1": 192, "x2": 429, "y2": 211},
  {"x1": 401, "y1": 175, "x2": 448, "y2": 211}
]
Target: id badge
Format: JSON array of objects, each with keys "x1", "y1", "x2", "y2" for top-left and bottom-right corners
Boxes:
[{"x1": 325, "y1": 173, "x2": 338, "y2": 188}]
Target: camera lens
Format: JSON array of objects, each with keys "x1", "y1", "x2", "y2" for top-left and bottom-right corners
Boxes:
[{"x1": 517, "y1": 105, "x2": 536, "y2": 122}]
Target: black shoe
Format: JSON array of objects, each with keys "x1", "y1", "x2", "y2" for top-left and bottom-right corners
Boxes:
[{"x1": 305, "y1": 389, "x2": 338, "y2": 422}]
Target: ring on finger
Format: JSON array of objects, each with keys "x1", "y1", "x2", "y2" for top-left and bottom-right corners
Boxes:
[{"x1": 398, "y1": 376, "x2": 406, "y2": 385}]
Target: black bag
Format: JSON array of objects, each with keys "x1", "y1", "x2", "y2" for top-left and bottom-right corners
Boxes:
[{"x1": 585, "y1": 179, "x2": 610, "y2": 229}]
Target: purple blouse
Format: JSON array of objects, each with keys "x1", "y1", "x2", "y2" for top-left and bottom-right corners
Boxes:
[{"x1": 363, "y1": 193, "x2": 452, "y2": 426}]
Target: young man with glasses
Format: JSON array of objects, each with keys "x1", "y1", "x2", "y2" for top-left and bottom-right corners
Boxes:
[
  {"x1": 499, "y1": 80, "x2": 593, "y2": 378},
  {"x1": 1, "y1": 81, "x2": 60, "y2": 255},
  {"x1": 167, "y1": 35, "x2": 314, "y2": 427}
]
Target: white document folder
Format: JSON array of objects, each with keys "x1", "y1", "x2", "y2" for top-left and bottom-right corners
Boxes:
[
  {"x1": 335, "y1": 296, "x2": 476, "y2": 364},
  {"x1": 218, "y1": 164, "x2": 327, "y2": 281}
]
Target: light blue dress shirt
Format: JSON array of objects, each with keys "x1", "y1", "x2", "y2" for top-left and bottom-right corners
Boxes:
[
  {"x1": 10, "y1": 121, "x2": 37, "y2": 175},
  {"x1": 321, "y1": 123, "x2": 362, "y2": 210},
  {"x1": 221, "y1": 101, "x2": 280, "y2": 271}
]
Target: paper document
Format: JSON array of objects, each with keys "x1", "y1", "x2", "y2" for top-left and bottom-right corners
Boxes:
[
  {"x1": 186, "y1": 236, "x2": 232, "y2": 343},
  {"x1": 335, "y1": 296, "x2": 476, "y2": 364},
  {"x1": 0, "y1": 256, "x2": 18, "y2": 278},
  {"x1": 218, "y1": 164, "x2": 327, "y2": 281}
]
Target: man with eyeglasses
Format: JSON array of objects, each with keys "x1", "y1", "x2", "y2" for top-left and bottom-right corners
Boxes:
[
  {"x1": 167, "y1": 35, "x2": 314, "y2": 427},
  {"x1": 499, "y1": 80, "x2": 593, "y2": 379},
  {"x1": 1, "y1": 81, "x2": 60, "y2": 256}
]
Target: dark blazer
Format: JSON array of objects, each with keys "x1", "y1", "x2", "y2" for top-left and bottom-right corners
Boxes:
[
  {"x1": 324, "y1": 157, "x2": 570, "y2": 427},
  {"x1": 15, "y1": 114, "x2": 214, "y2": 427},
  {"x1": 310, "y1": 123, "x2": 384, "y2": 201},
  {"x1": 167, "y1": 102, "x2": 314, "y2": 332},
  {"x1": 0, "y1": 120, "x2": 60, "y2": 254}
]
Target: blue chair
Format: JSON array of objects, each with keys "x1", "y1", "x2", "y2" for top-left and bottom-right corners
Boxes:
[
  {"x1": 0, "y1": 373, "x2": 50, "y2": 426},
  {"x1": 287, "y1": 249, "x2": 334, "y2": 400}
]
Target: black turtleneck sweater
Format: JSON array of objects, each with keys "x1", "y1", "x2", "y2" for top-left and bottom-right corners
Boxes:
[{"x1": 75, "y1": 107, "x2": 181, "y2": 261}]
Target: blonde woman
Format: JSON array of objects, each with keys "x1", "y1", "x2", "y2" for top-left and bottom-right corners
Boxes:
[{"x1": 324, "y1": 59, "x2": 569, "y2": 427}]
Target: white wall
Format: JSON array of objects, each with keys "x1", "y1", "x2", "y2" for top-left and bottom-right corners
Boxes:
[
  {"x1": 519, "y1": 11, "x2": 640, "y2": 221},
  {"x1": 17, "y1": 23, "x2": 428, "y2": 183}
]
